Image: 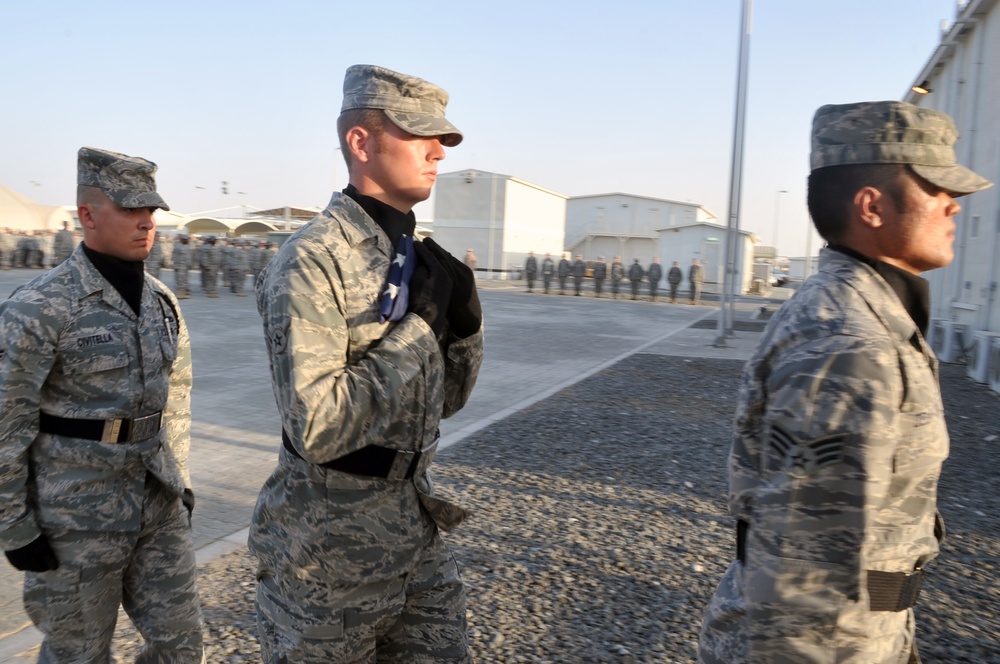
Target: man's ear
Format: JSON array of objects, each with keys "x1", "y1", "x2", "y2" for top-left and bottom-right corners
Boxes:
[
  {"x1": 345, "y1": 126, "x2": 372, "y2": 165},
  {"x1": 854, "y1": 186, "x2": 884, "y2": 229},
  {"x1": 77, "y1": 204, "x2": 96, "y2": 230}
]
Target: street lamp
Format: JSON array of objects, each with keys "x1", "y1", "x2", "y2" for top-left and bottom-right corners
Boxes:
[{"x1": 772, "y1": 189, "x2": 788, "y2": 249}]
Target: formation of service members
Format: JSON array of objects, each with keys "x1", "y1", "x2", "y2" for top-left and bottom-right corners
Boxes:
[
  {"x1": 248, "y1": 64, "x2": 483, "y2": 662},
  {"x1": 699, "y1": 101, "x2": 992, "y2": 663},
  {"x1": 521, "y1": 252, "x2": 703, "y2": 302},
  {"x1": 0, "y1": 147, "x2": 204, "y2": 661}
]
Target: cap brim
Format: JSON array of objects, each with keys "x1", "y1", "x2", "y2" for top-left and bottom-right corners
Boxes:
[
  {"x1": 106, "y1": 190, "x2": 170, "y2": 212},
  {"x1": 384, "y1": 110, "x2": 463, "y2": 147},
  {"x1": 911, "y1": 163, "x2": 993, "y2": 197}
]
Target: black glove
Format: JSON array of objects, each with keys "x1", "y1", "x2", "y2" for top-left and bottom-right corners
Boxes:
[
  {"x1": 408, "y1": 242, "x2": 453, "y2": 337},
  {"x1": 5, "y1": 535, "x2": 59, "y2": 572},
  {"x1": 182, "y1": 488, "x2": 196, "y2": 517},
  {"x1": 422, "y1": 238, "x2": 482, "y2": 339}
]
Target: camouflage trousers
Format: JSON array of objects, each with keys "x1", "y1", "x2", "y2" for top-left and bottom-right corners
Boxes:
[
  {"x1": 690, "y1": 283, "x2": 702, "y2": 304},
  {"x1": 256, "y1": 533, "x2": 471, "y2": 663},
  {"x1": 201, "y1": 268, "x2": 218, "y2": 296},
  {"x1": 698, "y1": 560, "x2": 918, "y2": 664},
  {"x1": 174, "y1": 266, "x2": 190, "y2": 298},
  {"x1": 24, "y1": 477, "x2": 204, "y2": 664},
  {"x1": 229, "y1": 269, "x2": 246, "y2": 295}
]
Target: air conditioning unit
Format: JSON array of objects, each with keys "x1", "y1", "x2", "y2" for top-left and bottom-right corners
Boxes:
[
  {"x1": 966, "y1": 331, "x2": 1000, "y2": 383},
  {"x1": 931, "y1": 321, "x2": 970, "y2": 363},
  {"x1": 989, "y1": 337, "x2": 1000, "y2": 395}
]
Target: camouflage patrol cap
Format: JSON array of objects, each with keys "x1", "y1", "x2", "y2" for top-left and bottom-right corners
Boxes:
[
  {"x1": 77, "y1": 147, "x2": 170, "y2": 210},
  {"x1": 810, "y1": 101, "x2": 991, "y2": 196},
  {"x1": 341, "y1": 64, "x2": 463, "y2": 147}
]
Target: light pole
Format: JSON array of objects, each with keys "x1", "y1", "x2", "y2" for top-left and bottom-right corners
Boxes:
[{"x1": 771, "y1": 189, "x2": 787, "y2": 249}]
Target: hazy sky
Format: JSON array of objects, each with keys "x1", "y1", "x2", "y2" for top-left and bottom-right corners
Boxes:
[{"x1": 1, "y1": 0, "x2": 962, "y2": 256}]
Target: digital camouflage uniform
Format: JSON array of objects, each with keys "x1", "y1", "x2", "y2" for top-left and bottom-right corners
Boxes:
[
  {"x1": 689, "y1": 261, "x2": 704, "y2": 304},
  {"x1": 572, "y1": 257, "x2": 585, "y2": 296},
  {"x1": 541, "y1": 256, "x2": 555, "y2": 293},
  {"x1": 699, "y1": 100, "x2": 993, "y2": 664},
  {"x1": 53, "y1": 228, "x2": 75, "y2": 265},
  {"x1": 173, "y1": 240, "x2": 192, "y2": 299},
  {"x1": 699, "y1": 249, "x2": 946, "y2": 664},
  {"x1": 0, "y1": 243, "x2": 203, "y2": 662},
  {"x1": 647, "y1": 260, "x2": 662, "y2": 301},
  {"x1": 199, "y1": 241, "x2": 221, "y2": 297},
  {"x1": 250, "y1": 192, "x2": 483, "y2": 663},
  {"x1": 610, "y1": 259, "x2": 625, "y2": 298},
  {"x1": 229, "y1": 245, "x2": 249, "y2": 296},
  {"x1": 146, "y1": 239, "x2": 164, "y2": 280},
  {"x1": 249, "y1": 64, "x2": 482, "y2": 664}
]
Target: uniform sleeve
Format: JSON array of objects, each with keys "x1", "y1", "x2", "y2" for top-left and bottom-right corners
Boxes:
[
  {"x1": 442, "y1": 323, "x2": 484, "y2": 419},
  {"x1": 736, "y1": 334, "x2": 905, "y2": 662},
  {"x1": 262, "y1": 244, "x2": 445, "y2": 464},
  {"x1": 0, "y1": 297, "x2": 57, "y2": 549},
  {"x1": 162, "y1": 295, "x2": 193, "y2": 488}
]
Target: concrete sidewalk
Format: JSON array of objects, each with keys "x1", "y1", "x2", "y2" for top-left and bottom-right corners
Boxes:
[{"x1": 0, "y1": 268, "x2": 767, "y2": 661}]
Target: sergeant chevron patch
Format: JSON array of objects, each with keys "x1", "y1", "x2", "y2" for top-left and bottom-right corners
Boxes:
[{"x1": 767, "y1": 424, "x2": 847, "y2": 479}]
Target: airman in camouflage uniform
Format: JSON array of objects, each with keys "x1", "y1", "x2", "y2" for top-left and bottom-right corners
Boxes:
[
  {"x1": 524, "y1": 251, "x2": 537, "y2": 292},
  {"x1": 592, "y1": 256, "x2": 607, "y2": 297},
  {"x1": 146, "y1": 233, "x2": 165, "y2": 279},
  {"x1": 557, "y1": 254, "x2": 570, "y2": 294},
  {"x1": 667, "y1": 261, "x2": 683, "y2": 303},
  {"x1": 627, "y1": 258, "x2": 644, "y2": 300},
  {"x1": 699, "y1": 101, "x2": 993, "y2": 664},
  {"x1": 229, "y1": 241, "x2": 249, "y2": 296},
  {"x1": 610, "y1": 255, "x2": 625, "y2": 298},
  {"x1": 249, "y1": 64, "x2": 483, "y2": 663},
  {"x1": 53, "y1": 222, "x2": 75, "y2": 265},
  {"x1": 541, "y1": 253, "x2": 555, "y2": 293},
  {"x1": 688, "y1": 258, "x2": 704, "y2": 304},
  {"x1": 198, "y1": 237, "x2": 221, "y2": 298},
  {"x1": 0, "y1": 147, "x2": 203, "y2": 663},
  {"x1": 173, "y1": 235, "x2": 193, "y2": 299}
]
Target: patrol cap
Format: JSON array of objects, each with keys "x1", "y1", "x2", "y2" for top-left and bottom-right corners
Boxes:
[
  {"x1": 341, "y1": 64, "x2": 463, "y2": 147},
  {"x1": 77, "y1": 147, "x2": 170, "y2": 211},
  {"x1": 810, "y1": 101, "x2": 992, "y2": 196}
]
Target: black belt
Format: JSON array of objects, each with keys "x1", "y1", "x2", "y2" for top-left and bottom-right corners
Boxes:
[
  {"x1": 736, "y1": 519, "x2": 924, "y2": 612},
  {"x1": 39, "y1": 411, "x2": 163, "y2": 444},
  {"x1": 281, "y1": 430, "x2": 435, "y2": 481}
]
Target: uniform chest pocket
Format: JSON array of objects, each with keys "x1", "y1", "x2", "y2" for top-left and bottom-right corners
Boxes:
[{"x1": 61, "y1": 343, "x2": 130, "y2": 375}]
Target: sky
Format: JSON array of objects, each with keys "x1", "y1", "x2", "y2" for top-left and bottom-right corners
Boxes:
[{"x1": 0, "y1": 0, "x2": 963, "y2": 256}]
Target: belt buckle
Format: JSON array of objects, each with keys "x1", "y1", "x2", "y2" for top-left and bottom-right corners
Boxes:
[
  {"x1": 386, "y1": 450, "x2": 417, "y2": 481},
  {"x1": 127, "y1": 413, "x2": 162, "y2": 443},
  {"x1": 101, "y1": 419, "x2": 124, "y2": 443}
]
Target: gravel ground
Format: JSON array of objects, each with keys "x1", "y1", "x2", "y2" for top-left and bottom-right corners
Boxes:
[{"x1": 108, "y1": 357, "x2": 1000, "y2": 663}]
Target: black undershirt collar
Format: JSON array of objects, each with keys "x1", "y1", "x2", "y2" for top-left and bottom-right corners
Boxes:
[
  {"x1": 82, "y1": 243, "x2": 145, "y2": 315},
  {"x1": 828, "y1": 245, "x2": 930, "y2": 339},
  {"x1": 343, "y1": 184, "x2": 416, "y2": 249}
]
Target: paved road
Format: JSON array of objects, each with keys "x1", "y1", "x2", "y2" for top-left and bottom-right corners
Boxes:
[{"x1": 0, "y1": 268, "x2": 747, "y2": 653}]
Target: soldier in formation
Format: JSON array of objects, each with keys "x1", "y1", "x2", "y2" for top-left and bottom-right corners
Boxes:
[
  {"x1": 524, "y1": 251, "x2": 538, "y2": 292},
  {"x1": 557, "y1": 253, "x2": 571, "y2": 294},
  {"x1": 229, "y1": 241, "x2": 249, "y2": 296},
  {"x1": 198, "y1": 236, "x2": 221, "y2": 298},
  {"x1": 667, "y1": 260, "x2": 683, "y2": 303},
  {"x1": 699, "y1": 100, "x2": 992, "y2": 663},
  {"x1": 541, "y1": 252, "x2": 555, "y2": 293},
  {"x1": 628, "y1": 258, "x2": 644, "y2": 300},
  {"x1": 572, "y1": 254, "x2": 586, "y2": 296},
  {"x1": 173, "y1": 234, "x2": 193, "y2": 299},
  {"x1": 0, "y1": 228, "x2": 16, "y2": 269},
  {"x1": 145, "y1": 233, "x2": 165, "y2": 279},
  {"x1": 610, "y1": 255, "x2": 625, "y2": 298},
  {"x1": 689, "y1": 257, "x2": 704, "y2": 304},
  {"x1": 0, "y1": 147, "x2": 203, "y2": 662},
  {"x1": 647, "y1": 257, "x2": 662, "y2": 301},
  {"x1": 249, "y1": 64, "x2": 483, "y2": 662},
  {"x1": 592, "y1": 256, "x2": 607, "y2": 297},
  {"x1": 52, "y1": 221, "x2": 75, "y2": 265}
]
